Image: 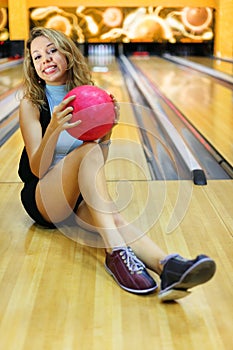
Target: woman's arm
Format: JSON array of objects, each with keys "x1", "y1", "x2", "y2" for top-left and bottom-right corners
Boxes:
[
  {"x1": 19, "y1": 95, "x2": 78, "y2": 178},
  {"x1": 98, "y1": 130, "x2": 112, "y2": 162},
  {"x1": 98, "y1": 94, "x2": 120, "y2": 162}
]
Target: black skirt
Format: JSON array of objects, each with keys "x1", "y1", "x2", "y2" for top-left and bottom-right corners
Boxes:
[{"x1": 21, "y1": 179, "x2": 83, "y2": 228}]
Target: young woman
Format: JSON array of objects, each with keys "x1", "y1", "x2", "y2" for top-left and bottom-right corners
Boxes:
[{"x1": 18, "y1": 27, "x2": 216, "y2": 301}]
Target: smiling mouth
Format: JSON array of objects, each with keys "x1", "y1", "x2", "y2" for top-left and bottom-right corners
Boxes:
[{"x1": 44, "y1": 65, "x2": 57, "y2": 74}]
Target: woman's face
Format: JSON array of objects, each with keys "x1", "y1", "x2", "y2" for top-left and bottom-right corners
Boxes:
[{"x1": 30, "y1": 35, "x2": 68, "y2": 85}]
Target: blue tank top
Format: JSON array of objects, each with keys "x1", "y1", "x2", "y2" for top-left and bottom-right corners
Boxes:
[{"x1": 45, "y1": 84, "x2": 83, "y2": 166}]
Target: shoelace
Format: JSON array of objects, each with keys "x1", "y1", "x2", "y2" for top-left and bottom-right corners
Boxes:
[{"x1": 118, "y1": 247, "x2": 146, "y2": 273}]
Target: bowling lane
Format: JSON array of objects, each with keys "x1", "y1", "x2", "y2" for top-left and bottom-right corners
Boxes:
[
  {"x1": 0, "y1": 63, "x2": 23, "y2": 97},
  {"x1": 0, "y1": 62, "x2": 23, "y2": 145},
  {"x1": 88, "y1": 59, "x2": 128, "y2": 104},
  {"x1": 182, "y1": 56, "x2": 233, "y2": 76},
  {"x1": 130, "y1": 56, "x2": 233, "y2": 168},
  {"x1": 88, "y1": 58, "x2": 152, "y2": 181}
]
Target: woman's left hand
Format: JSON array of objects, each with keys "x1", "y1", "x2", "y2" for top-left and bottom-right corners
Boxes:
[{"x1": 109, "y1": 93, "x2": 120, "y2": 125}]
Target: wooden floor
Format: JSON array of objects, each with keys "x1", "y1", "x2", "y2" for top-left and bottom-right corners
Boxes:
[
  {"x1": 131, "y1": 56, "x2": 233, "y2": 167},
  {"x1": 0, "y1": 63, "x2": 23, "y2": 97},
  {"x1": 0, "y1": 59, "x2": 233, "y2": 350},
  {"x1": 184, "y1": 56, "x2": 233, "y2": 76}
]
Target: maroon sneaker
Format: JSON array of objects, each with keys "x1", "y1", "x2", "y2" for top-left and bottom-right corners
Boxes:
[{"x1": 105, "y1": 247, "x2": 157, "y2": 294}]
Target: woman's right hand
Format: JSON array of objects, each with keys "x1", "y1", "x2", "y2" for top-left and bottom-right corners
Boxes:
[{"x1": 49, "y1": 95, "x2": 81, "y2": 134}]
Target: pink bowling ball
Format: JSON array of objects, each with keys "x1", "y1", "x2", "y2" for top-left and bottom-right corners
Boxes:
[{"x1": 64, "y1": 85, "x2": 115, "y2": 141}]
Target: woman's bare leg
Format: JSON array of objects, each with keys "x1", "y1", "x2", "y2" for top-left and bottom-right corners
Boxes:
[
  {"x1": 36, "y1": 142, "x2": 126, "y2": 248},
  {"x1": 76, "y1": 201, "x2": 166, "y2": 275},
  {"x1": 36, "y1": 141, "x2": 166, "y2": 271}
]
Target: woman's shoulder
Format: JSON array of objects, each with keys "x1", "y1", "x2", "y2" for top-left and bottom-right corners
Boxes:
[
  {"x1": 20, "y1": 98, "x2": 40, "y2": 120},
  {"x1": 20, "y1": 97, "x2": 37, "y2": 110}
]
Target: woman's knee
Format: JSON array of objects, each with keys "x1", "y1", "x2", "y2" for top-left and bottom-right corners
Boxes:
[
  {"x1": 61, "y1": 142, "x2": 100, "y2": 175},
  {"x1": 70, "y1": 142, "x2": 104, "y2": 166},
  {"x1": 78, "y1": 143, "x2": 105, "y2": 174}
]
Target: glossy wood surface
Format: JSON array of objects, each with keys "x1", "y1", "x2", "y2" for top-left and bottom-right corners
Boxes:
[
  {"x1": 0, "y1": 58, "x2": 232, "y2": 350},
  {"x1": 131, "y1": 56, "x2": 233, "y2": 167}
]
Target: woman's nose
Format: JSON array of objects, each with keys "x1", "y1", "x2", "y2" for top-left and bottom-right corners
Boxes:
[{"x1": 43, "y1": 53, "x2": 52, "y2": 63}]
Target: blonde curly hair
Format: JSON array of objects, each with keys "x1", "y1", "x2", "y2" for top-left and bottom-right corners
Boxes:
[{"x1": 22, "y1": 27, "x2": 94, "y2": 108}]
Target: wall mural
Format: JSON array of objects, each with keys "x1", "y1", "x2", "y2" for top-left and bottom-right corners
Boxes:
[
  {"x1": 0, "y1": 8, "x2": 8, "y2": 41},
  {"x1": 30, "y1": 6, "x2": 214, "y2": 44}
]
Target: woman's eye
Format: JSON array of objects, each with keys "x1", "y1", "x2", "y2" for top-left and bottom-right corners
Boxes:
[
  {"x1": 49, "y1": 48, "x2": 57, "y2": 54},
  {"x1": 33, "y1": 55, "x2": 41, "y2": 61}
]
